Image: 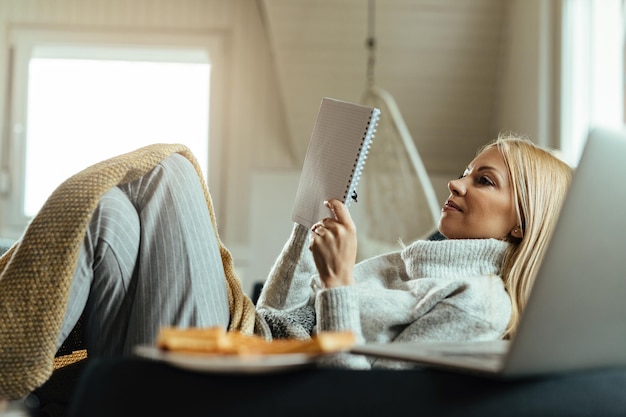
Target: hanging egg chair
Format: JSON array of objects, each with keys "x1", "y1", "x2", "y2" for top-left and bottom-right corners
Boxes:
[{"x1": 354, "y1": 0, "x2": 441, "y2": 260}]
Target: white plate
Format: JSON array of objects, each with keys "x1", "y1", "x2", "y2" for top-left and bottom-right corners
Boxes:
[{"x1": 133, "y1": 345, "x2": 319, "y2": 374}]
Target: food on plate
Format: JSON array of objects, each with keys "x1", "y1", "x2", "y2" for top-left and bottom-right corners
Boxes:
[{"x1": 156, "y1": 326, "x2": 356, "y2": 356}]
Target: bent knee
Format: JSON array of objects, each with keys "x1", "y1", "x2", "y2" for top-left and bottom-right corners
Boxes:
[
  {"x1": 159, "y1": 153, "x2": 200, "y2": 182},
  {"x1": 91, "y1": 187, "x2": 140, "y2": 250}
]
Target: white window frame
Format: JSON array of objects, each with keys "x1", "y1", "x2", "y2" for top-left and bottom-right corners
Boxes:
[{"x1": 2, "y1": 28, "x2": 228, "y2": 238}]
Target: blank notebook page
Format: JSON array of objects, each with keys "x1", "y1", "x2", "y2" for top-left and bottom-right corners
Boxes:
[{"x1": 291, "y1": 97, "x2": 379, "y2": 228}]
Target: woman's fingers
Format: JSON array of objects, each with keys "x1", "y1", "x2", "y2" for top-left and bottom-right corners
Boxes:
[
  {"x1": 324, "y1": 199, "x2": 355, "y2": 228},
  {"x1": 310, "y1": 199, "x2": 356, "y2": 240},
  {"x1": 308, "y1": 198, "x2": 358, "y2": 288},
  {"x1": 311, "y1": 221, "x2": 325, "y2": 236}
]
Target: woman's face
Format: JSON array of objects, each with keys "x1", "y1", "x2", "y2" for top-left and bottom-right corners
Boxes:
[{"x1": 438, "y1": 147, "x2": 521, "y2": 240}]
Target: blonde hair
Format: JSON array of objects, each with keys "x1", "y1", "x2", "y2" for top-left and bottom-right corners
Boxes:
[{"x1": 480, "y1": 132, "x2": 573, "y2": 339}]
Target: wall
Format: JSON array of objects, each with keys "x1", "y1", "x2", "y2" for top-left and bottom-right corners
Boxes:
[
  {"x1": 0, "y1": 0, "x2": 562, "y2": 293},
  {"x1": 496, "y1": 0, "x2": 561, "y2": 148},
  {"x1": 0, "y1": 0, "x2": 294, "y2": 280},
  {"x1": 261, "y1": 0, "x2": 512, "y2": 176}
]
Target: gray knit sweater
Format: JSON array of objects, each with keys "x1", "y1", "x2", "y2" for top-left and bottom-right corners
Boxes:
[{"x1": 255, "y1": 224, "x2": 512, "y2": 369}]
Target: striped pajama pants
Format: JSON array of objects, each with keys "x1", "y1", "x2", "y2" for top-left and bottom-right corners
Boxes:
[{"x1": 58, "y1": 153, "x2": 231, "y2": 356}]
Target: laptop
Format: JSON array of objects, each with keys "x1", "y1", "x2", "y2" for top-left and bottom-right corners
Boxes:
[{"x1": 350, "y1": 127, "x2": 626, "y2": 378}]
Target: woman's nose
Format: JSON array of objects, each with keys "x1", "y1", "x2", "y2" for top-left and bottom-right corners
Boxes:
[{"x1": 448, "y1": 178, "x2": 466, "y2": 195}]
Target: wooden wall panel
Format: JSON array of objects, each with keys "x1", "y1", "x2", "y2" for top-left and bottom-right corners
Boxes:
[{"x1": 261, "y1": 0, "x2": 510, "y2": 174}]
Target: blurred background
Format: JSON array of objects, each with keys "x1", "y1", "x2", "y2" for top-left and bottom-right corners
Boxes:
[{"x1": 0, "y1": 0, "x2": 624, "y2": 294}]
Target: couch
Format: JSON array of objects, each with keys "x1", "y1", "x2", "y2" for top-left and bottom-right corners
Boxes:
[{"x1": 68, "y1": 356, "x2": 626, "y2": 417}]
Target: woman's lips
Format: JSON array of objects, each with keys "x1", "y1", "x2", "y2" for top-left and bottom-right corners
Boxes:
[{"x1": 443, "y1": 199, "x2": 462, "y2": 212}]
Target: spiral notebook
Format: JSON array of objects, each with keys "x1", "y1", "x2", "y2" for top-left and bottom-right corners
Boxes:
[{"x1": 291, "y1": 97, "x2": 380, "y2": 228}]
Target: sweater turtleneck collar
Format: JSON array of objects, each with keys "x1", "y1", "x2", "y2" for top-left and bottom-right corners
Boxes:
[{"x1": 400, "y1": 238, "x2": 511, "y2": 279}]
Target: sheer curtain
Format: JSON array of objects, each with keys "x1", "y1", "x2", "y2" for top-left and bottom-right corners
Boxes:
[{"x1": 560, "y1": 0, "x2": 624, "y2": 166}]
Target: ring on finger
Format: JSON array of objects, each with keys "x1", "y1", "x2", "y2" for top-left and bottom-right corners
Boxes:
[{"x1": 312, "y1": 223, "x2": 324, "y2": 235}]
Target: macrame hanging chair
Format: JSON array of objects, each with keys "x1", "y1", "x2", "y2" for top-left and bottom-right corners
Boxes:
[{"x1": 354, "y1": 0, "x2": 441, "y2": 260}]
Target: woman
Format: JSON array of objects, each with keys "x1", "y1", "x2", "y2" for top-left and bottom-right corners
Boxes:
[
  {"x1": 255, "y1": 132, "x2": 572, "y2": 368},
  {"x1": 54, "y1": 132, "x2": 571, "y2": 367},
  {"x1": 0, "y1": 132, "x2": 575, "y2": 404}
]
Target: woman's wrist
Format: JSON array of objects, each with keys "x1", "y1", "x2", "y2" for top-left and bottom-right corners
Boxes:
[{"x1": 321, "y1": 272, "x2": 355, "y2": 288}]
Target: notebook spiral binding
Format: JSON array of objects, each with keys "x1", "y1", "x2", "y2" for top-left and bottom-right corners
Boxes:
[{"x1": 344, "y1": 107, "x2": 381, "y2": 207}]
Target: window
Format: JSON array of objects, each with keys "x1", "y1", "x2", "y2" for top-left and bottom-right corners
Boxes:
[
  {"x1": 560, "y1": 0, "x2": 625, "y2": 165},
  {"x1": 2, "y1": 29, "x2": 226, "y2": 238}
]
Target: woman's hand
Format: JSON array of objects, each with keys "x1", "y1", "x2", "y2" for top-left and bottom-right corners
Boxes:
[{"x1": 309, "y1": 199, "x2": 357, "y2": 288}]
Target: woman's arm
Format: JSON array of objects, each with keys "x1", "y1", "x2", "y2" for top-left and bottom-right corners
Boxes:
[
  {"x1": 254, "y1": 223, "x2": 319, "y2": 339},
  {"x1": 256, "y1": 200, "x2": 372, "y2": 371},
  {"x1": 257, "y1": 198, "x2": 357, "y2": 312},
  {"x1": 255, "y1": 223, "x2": 317, "y2": 311}
]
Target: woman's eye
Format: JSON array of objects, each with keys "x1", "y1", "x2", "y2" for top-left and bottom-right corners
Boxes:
[{"x1": 478, "y1": 176, "x2": 495, "y2": 186}]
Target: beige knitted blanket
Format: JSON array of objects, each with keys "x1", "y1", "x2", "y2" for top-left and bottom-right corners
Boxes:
[{"x1": 0, "y1": 144, "x2": 258, "y2": 399}]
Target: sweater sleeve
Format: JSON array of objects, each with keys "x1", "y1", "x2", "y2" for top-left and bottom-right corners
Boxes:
[
  {"x1": 314, "y1": 286, "x2": 372, "y2": 369},
  {"x1": 365, "y1": 280, "x2": 510, "y2": 370},
  {"x1": 255, "y1": 224, "x2": 318, "y2": 339},
  {"x1": 254, "y1": 224, "x2": 373, "y2": 369},
  {"x1": 395, "y1": 300, "x2": 506, "y2": 343}
]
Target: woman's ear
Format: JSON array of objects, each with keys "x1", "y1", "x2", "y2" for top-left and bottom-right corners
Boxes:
[{"x1": 510, "y1": 226, "x2": 523, "y2": 239}]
